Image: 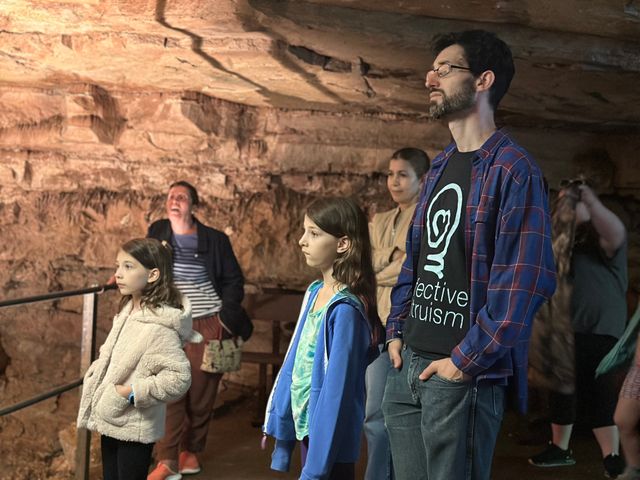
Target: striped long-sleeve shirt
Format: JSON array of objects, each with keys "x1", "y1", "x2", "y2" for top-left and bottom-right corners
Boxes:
[
  {"x1": 386, "y1": 129, "x2": 556, "y2": 413},
  {"x1": 172, "y1": 233, "x2": 222, "y2": 319}
]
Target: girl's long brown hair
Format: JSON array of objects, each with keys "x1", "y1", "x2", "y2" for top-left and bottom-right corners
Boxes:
[
  {"x1": 118, "y1": 238, "x2": 183, "y2": 312},
  {"x1": 306, "y1": 197, "x2": 382, "y2": 344}
]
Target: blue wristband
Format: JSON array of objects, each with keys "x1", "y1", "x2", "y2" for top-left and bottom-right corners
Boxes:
[{"x1": 128, "y1": 385, "x2": 135, "y2": 405}]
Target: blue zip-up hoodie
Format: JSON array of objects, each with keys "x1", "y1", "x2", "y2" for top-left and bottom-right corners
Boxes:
[{"x1": 263, "y1": 281, "x2": 373, "y2": 480}]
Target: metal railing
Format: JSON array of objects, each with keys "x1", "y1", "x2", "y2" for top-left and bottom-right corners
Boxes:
[
  {"x1": 0, "y1": 283, "x2": 304, "y2": 478},
  {"x1": 0, "y1": 283, "x2": 116, "y2": 480}
]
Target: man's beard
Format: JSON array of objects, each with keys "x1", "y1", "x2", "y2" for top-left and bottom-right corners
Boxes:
[{"x1": 428, "y1": 78, "x2": 477, "y2": 120}]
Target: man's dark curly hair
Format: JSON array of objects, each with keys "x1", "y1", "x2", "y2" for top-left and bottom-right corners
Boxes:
[{"x1": 431, "y1": 30, "x2": 515, "y2": 111}]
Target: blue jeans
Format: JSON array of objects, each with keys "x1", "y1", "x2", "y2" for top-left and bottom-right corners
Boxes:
[
  {"x1": 382, "y1": 346, "x2": 505, "y2": 480},
  {"x1": 364, "y1": 345, "x2": 394, "y2": 480}
]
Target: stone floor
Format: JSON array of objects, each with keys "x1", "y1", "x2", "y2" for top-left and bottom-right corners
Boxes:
[{"x1": 198, "y1": 381, "x2": 612, "y2": 480}]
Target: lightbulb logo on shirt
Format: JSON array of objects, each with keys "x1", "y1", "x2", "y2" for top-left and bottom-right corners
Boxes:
[
  {"x1": 407, "y1": 158, "x2": 472, "y2": 349},
  {"x1": 423, "y1": 183, "x2": 463, "y2": 279}
]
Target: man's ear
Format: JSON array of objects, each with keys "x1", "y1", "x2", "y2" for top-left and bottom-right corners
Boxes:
[
  {"x1": 476, "y1": 70, "x2": 495, "y2": 92},
  {"x1": 337, "y1": 236, "x2": 351, "y2": 254},
  {"x1": 148, "y1": 268, "x2": 160, "y2": 284}
]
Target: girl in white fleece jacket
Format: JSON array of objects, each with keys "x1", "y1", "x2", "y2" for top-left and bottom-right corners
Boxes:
[{"x1": 77, "y1": 238, "x2": 201, "y2": 480}]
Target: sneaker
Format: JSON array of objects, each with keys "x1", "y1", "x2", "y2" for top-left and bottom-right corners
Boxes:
[
  {"x1": 604, "y1": 454, "x2": 626, "y2": 478},
  {"x1": 618, "y1": 466, "x2": 640, "y2": 480},
  {"x1": 147, "y1": 463, "x2": 182, "y2": 480},
  {"x1": 178, "y1": 451, "x2": 202, "y2": 475},
  {"x1": 529, "y1": 442, "x2": 576, "y2": 467}
]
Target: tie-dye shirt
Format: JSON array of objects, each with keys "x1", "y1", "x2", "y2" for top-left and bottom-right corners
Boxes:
[{"x1": 290, "y1": 302, "x2": 328, "y2": 440}]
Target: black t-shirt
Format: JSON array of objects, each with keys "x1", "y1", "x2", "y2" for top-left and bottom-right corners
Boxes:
[{"x1": 404, "y1": 150, "x2": 474, "y2": 358}]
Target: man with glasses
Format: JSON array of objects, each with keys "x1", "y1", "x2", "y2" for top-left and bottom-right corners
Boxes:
[{"x1": 382, "y1": 30, "x2": 556, "y2": 480}]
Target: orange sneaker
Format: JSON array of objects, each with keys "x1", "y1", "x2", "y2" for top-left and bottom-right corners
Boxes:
[
  {"x1": 147, "y1": 462, "x2": 182, "y2": 480},
  {"x1": 178, "y1": 451, "x2": 202, "y2": 475}
]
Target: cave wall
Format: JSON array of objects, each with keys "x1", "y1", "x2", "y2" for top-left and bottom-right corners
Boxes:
[{"x1": 0, "y1": 91, "x2": 637, "y2": 294}]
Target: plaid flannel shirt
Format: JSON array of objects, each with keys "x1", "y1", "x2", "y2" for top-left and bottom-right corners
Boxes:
[{"x1": 386, "y1": 129, "x2": 556, "y2": 413}]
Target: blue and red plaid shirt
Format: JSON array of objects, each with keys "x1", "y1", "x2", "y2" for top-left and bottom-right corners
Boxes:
[{"x1": 386, "y1": 129, "x2": 556, "y2": 413}]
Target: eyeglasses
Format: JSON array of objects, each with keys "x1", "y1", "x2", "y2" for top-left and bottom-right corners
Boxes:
[{"x1": 428, "y1": 63, "x2": 472, "y2": 78}]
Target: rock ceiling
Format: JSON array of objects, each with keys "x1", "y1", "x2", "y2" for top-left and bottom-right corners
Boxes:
[{"x1": 1, "y1": 0, "x2": 639, "y2": 134}]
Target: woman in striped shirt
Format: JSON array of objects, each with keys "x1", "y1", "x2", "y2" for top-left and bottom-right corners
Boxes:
[{"x1": 147, "y1": 181, "x2": 249, "y2": 480}]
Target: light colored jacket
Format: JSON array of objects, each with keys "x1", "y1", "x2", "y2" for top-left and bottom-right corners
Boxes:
[
  {"x1": 369, "y1": 205, "x2": 416, "y2": 325},
  {"x1": 77, "y1": 298, "x2": 201, "y2": 443}
]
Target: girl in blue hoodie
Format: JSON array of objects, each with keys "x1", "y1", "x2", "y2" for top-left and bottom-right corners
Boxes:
[{"x1": 263, "y1": 197, "x2": 382, "y2": 480}]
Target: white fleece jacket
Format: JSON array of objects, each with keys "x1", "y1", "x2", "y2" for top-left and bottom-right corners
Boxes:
[{"x1": 77, "y1": 297, "x2": 202, "y2": 443}]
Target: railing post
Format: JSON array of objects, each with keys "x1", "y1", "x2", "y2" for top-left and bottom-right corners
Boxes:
[{"x1": 75, "y1": 291, "x2": 98, "y2": 480}]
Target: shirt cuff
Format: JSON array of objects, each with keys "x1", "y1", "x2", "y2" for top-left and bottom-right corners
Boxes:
[
  {"x1": 385, "y1": 328, "x2": 403, "y2": 343},
  {"x1": 270, "y1": 439, "x2": 295, "y2": 472}
]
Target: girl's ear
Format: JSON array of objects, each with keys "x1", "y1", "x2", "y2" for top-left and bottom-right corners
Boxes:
[
  {"x1": 336, "y1": 236, "x2": 351, "y2": 254},
  {"x1": 147, "y1": 268, "x2": 161, "y2": 284}
]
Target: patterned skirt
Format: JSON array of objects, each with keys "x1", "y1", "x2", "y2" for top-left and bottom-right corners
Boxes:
[{"x1": 620, "y1": 364, "x2": 640, "y2": 400}]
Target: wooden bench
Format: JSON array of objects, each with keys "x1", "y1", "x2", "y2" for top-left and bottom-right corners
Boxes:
[{"x1": 241, "y1": 318, "x2": 286, "y2": 426}]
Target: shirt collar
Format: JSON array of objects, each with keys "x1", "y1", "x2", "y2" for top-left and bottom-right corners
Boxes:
[{"x1": 434, "y1": 128, "x2": 509, "y2": 167}]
